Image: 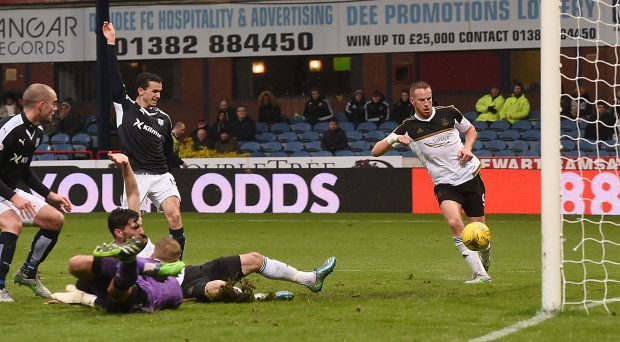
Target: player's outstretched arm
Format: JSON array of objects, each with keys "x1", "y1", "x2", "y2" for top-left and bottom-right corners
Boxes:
[
  {"x1": 109, "y1": 152, "x2": 140, "y2": 214},
  {"x1": 102, "y1": 21, "x2": 116, "y2": 45},
  {"x1": 372, "y1": 134, "x2": 409, "y2": 157},
  {"x1": 102, "y1": 22, "x2": 127, "y2": 105}
]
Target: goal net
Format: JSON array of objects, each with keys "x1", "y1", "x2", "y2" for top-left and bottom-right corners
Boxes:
[{"x1": 544, "y1": 0, "x2": 620, "y2": 313}]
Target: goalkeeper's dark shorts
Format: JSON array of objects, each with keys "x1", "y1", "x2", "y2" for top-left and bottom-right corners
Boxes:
[
  {"x1": 181, "y1": 255, "x2": 243, "y2": 301},
  {"x1": 433, "y1": 173, "x2": 486, "y2": 217}
]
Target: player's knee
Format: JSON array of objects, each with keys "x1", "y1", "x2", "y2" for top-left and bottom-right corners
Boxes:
[
  {"x1": 1, "y1": 219, "x2": 22, "y2": 235},
  {"x1": 68, "y1": 255, "x2": 91, "y2": 277},
  {"x1": 248, "y1": 252, "x2": 264, "y2": 268},
  {"x1": 50, "y1": 211, "x2": 65, "y2": 230},
  {"x1": 447, "y1": 218, "x2": 464, "y2": 231}
]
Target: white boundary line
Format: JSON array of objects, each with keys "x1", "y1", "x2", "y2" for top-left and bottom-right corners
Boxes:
[{"x1": 469, "y1": 297, "x2": 620, "y2": 342}]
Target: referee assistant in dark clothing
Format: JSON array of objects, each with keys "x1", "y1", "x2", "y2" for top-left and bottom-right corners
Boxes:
[
  {"x1": 0, "y1": 83, "x2": 72, "y2": 302},
  {"x1": 103, "y1": 22, "x2": 186, "y2": 259}
]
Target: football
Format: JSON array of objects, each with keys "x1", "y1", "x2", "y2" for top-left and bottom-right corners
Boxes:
[{"x1": 462, "y1": 222, "x2": 492, "y2": 251}]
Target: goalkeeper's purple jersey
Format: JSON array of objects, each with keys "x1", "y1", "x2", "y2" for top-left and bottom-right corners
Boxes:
[{"x1": 136, "y1": 257, "x2": 183, "y2": 312}]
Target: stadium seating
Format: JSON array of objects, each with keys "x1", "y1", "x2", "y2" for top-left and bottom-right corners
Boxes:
[
  {"x1": 311, "y1": 150, "x2": 332, "y2": 157},
  {"x1": 73, "y1": 144, "x2": 89, "y2": 159},
  {"x1": 250, "y1": 151, "x2": 266, "y2": 157},
  {"x1": 335, "y1": 150, "x2": 355, "y2": 156},
  {"x1": 291, "y1": 122, "x2": 312, "y2": 133},
  {"x1": 483, "y1": 140, "x2": 506, "y2": 152},
  {"x1": 379, "y1": 121, "x2": 398, "y2": 133},
  {"x1": 498, "y1": 130, "x2": 520, "y2": 141},
  {"x1": 356, "y1": 122, "x2": 377, "y2": 133},
  {"x1": 350, "y1": 140, "x2": 370, "y2": 152},
  {"x1": 384, "y1": 150, "x2": 400, "y2": 156},
  {"x1": 255, "y1": 122, "x2": 268, "y2": 134},
  {"x1": 335, "y1": 112, "x2": 348, "y2": 122},
  {"x1": 495, "y1": 150, "x2": 516, "y2": 157},
  {"x1": 86, "y1": 124, "x2": 98, "y2": 134},
  {"x1": 339, "y1": 122, "x2": 355, "y2": 132},
  {"x1": 400, "y1": 150, "x2": 415, "y2": 157},
  {"x1": 270, "y1": 122, "x2": 290, "y2": 134},
  {"x1": 304, "y1": 141, "x2": 323, "y2": 152},
  {"x1": 473, "y1": 140, "x2": 484, "y2": 151},
  {"x1": 476, "y1": 149, "x2": 492, "y2": 157},
  {"x1": 364, "y1": 130, "x2": 385, "y2": 142},
  {"x1": 489, "y1": 120, "x2": 510, "y2": 132},
  {"x1": 35, "y1": 153, "x2": 55, "y2": 161},
  {"x1": 464, "y1": 111, "x2": 478, "y2": 121},
  {"x1": 36, "y1": 143, "x2": 51, "y2": 152},
  {"x1": 240, "y1": 141, "x2": 261, "y2": 153},
  {"x1": 355, "y1": 150, "x2": 372, "y2": 156},
  {"x1": 42, "y1": 134, "x2": 49, "y2": 144},
  {"x1": 472, "y1": 121, "x2": 488, "y2": 131},
  {"x1": 576, "y1": 139, "x2": 598, "y2": 153},
  {"x1": 521, "y1": 130, "x2": 540, "y2": 141},
  {"x1": 256, "y1": 132, "x2": 276, "y2": 143},
  {"x1": 529, "y1": 141, "x2": 541, "y2": 153},
  {"x1": 529, "y1": 109, "x2": 541, "y2": 120},
  {"x1": 313, "y1": 122, "x2": 329, "y2": 133},
  {"x1": 511, "y1": 120, "x2": 532, "y2": 132},
  {"x1": 52, "y1": 143, "x2": 74, "y2": 159},
  {"x1": 277, "y1": 132, "x2": 297, "y2": 143},
  {"x1": 507, "y1": 140, "x2": 529, "y2": 153},
  {"x1": 561, "y1": 139, "x2": 576, "y2": 151},
  {"x1": 50, "y1": 133, "x2": 71, "y2": 145},
  {"x1": 283, "y1": 141, "x2": 304, "y2": 154},
  {"x1": 267, "y1": 151, "x2": 288, "y2": 157},
  {"x1": 299, "y1": 131, "x2": 320, "y2": 142},
  {"x1": 477, "y1": 130, "x2": 496, "y2": 141},
  {"x1": 290, "y1": 151, "x2": 311, "y2": 157},
  {"x1": 261, "y1": 141, "x2": 283, "y2": 153},
  {"x1": 346, "y1": 131, "x2": 363, "y2": 142}
]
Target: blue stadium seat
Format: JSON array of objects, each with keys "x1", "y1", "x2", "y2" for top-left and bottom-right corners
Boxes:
[
  {"x1": 563, "y1": 150, "x2": 580, "y2": 157},
  {"x1": 473, "y1": 141, "x2": 484, "y2": 151},
  {"x1": 52, "y1": 143, "x2": 74, "y2": 159},
  {"x1": 335, "y1": 150, "x2": 356, "y2": 156},
  {"x1": 576, "y1": 139, "x2": 598, "y2": 153},
  {"x1": 483, "y1": 140, "x2": 507, "y2": 152},
  {"x1": 255, "y1": 132, "x2": 276, "y2": 143},
  {"x1": 283, "y1": 141, "x2": 304, "y2": 153},
  {"x1": 561, "y1": 120, "x2": 577, "y2": 132},
  {"x1": 277, "y1": 132, "x2": 297, "y2": 143},
  {"x1": 290, "y1": 150, "x2": 311, "y2": 157},
  {"x1": 291, "y1": 122, "x2": 312, "y2": 133},
  {"x1": 71, "y1": 133, "x2": 92, "y2": 148},
  {"x1": 521, "y1": 130, "x2": 541, "y2": 141},
  {"x1": 400, "y1": 150, "x2": 416, "y2": 157},
  {"x1": 364, "y1": 130, "x2": 385, "y2": 142},
  {"x1": 267, "y1": 151, "x2": 288, "y2": 157},
  {"x1": 498, "y1": 130, "x2": 520, "y2": 141},
  {"x1": 476, "y1": 149, "x2": 492, "y2": 157},
  {"x1": 36, "y1": 143, "x2": 51, "y2": 152},
  {"x1": 383, "y1": 150, "x2": 400, "y2": 156},
  {"x1": 35, "y1": 153, "x2": 55, "y2": 161},
  {"x1": 270, "y1": 122, "x2": 290, "y2": 134},
  {"x1": 255, "y1": 122, "x2": 268, "y2": 134},
  {"x1": 464, "y1": 111, "x2": 478, "y2": 121},
  {"x1": 477, "y1": 130, "x2": 497, "y2": 141},
  {"x1": 304, "y1": 141, "x2": 323, "y2": 152},
  {"x1": 286, "y1": 114, "x2": 304, "y2": 124},
  {"x1": 601, "y1": 139, "x2": 617, "y2": 152},
  {"x1": 472, "y1": 121, "x2": 488, "y2": 131},
  {"x1": 41, "y1": 134, "x2": 49, "y2": 144},
  {"x1": 311, "y1": 150, "x2": 333, "y2": 157},
  {"x1": 240, "y1": 141, "x2": 261, "y2": 153},
  {"x1": 313, "y1": 121, "x2": 329, "y2": 133},
  {"x1": 81, "y1": 114, "x2": 97, "y2": 130},
  {"x1": 356, "y1": 122, "x2": 377, "y2": 133},
  {"x1": 86, "y1": 124, "x2": 98, "y2": 134},
  {"x1": 335, "y1": 112, "x2": 348, "y2": 122},
  {"x1": 349, "y1": 140, "x2": 370, "y2": 152},
  {"x1": 489, "y1": 120, "x2": 510, "y2": 132},
  {"x1": 495, "y1": 150, "x2": 516, "y2": 157},
  {"x1": 339, "y1": 122, "x2": 355, "y2": 132},
  {"x1": 250, "y1": 151, "x2": 266, "y2": 157},
  {"x1": 299, "y1": 131, "x2": 320, "y2": 142},
  {"x1": 50, "y1": 133, "x2": 70, "y2": 145},
  {"x1": 261, "y1": 141, "x2": 283, "y2": 152},
  {"x1": 346, "y1": 131, "x2": 363, "y2": 142},
  {"x1": 532, "y1": 121, "x2": 540, "y2": 130},
  {"x1": 511, "y1": 120, "x2": 532, "y2": 132},
  {"x1": 355, "y1": 150, "x2": 373, "y2": 156},
  {"x1": 561, "y1": 139, "x2": 576, "y2": 151},
  {"x1": 530, "y1": 109, "x2": 541, "y2": 120},
  {"x1": 507, "y1": 140, "x2": 529, "y2": 152},
  {"x1": 72, "y1": 144, "x2": 89, "y2": 159},
  {"x1": 520, "y1": 150, "x2": 539, "y2": 157},
  {"x1": 379, "y1": 121, "x2": 398, "y2": 133}
]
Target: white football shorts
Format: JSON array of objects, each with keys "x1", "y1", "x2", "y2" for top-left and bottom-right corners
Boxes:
[
  {"x1": 0, "y1": 188, "x2": 48, "y2": 226},
  {"x1": 121, "y1": 172, "x2": 181, "y2": 212}
]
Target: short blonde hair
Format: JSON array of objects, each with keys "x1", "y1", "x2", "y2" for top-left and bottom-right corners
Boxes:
[{"x1": 152, "y1": 238, "x2": 181, "y2": 262}]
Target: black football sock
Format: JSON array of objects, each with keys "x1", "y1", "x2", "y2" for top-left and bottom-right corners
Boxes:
[
  {"x1": 169, "y1": 227, "x2": 185, "y2": 260},
  {"x1": 0, "y1": 232, "x2": 18, "y2": 289}
]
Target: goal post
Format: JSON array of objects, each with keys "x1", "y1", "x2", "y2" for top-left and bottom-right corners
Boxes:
[{"x1": 540, "y1": 0, "x2": 563, "y2": 313}]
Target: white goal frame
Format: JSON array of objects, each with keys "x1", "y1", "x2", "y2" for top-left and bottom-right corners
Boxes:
[{"x1": 540, "y1": 0, "x2": 563, "y2": 312}]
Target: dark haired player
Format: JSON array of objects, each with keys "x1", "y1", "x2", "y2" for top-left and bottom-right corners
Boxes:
[
  {"x1": 0, "y1": 83, "x2": 72, "y2": 302},
  {"x1": 372, "y1": 81, "x2": 491, "y2": 284},
  {"x1": 103, "y1": 22, "x2": 186, "y2": 259}
]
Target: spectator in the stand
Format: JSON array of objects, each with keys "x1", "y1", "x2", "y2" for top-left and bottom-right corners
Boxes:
[
  {"x1": 499, "y1": 82, "x2": 530, "y2": 124},
  {"x1": 170, "y1": 121, "x2": 188, "y2": 169},
  {"x1": 475, "y1": 86, "x2": 505, "y2": 122},
  {"x1": 321, "y1": 119, "x2": 348, "y2": 153},
  {"x1": 345, "y1": 90, "x2": 366, "y2": 124},
  {"x1": 0, "y1": 93, "x2": 19, "y2": 118},
  {"x1": 392, "y1": 89, "x2": 414, "y2": 124},
  {"x1": 209, "y1": 110, "x2": 230, "y2": 141},
  {"x1": 569, "y1": 85, "x2": 594, "y2": 120},
  {"x1": 258, "y1": 90, "x2": 282, "y2": 125},
  {"x1": 214, "y1": 129, "x2": 240, "y2": 153},
  {"x1": 585, "y1": 101, "x2": 618, "y2": 141},
  {"x1": 55, "y1": 101, "x2": 82, "y2": 136},
  {"x1": 231, "y1": 105, "x2": 256, "y2": 142},
  {"x1": 302, "y1": 88, "x2": 333, "y2": 125},
  {"x1": 365, "y1": 90, "x2": 390, "y2": 123},
  {"x1": 190, "y1": 118, "x2": 208, "y2": 140},
  {"x1": 219, "y1": 99, "x2": 237, "y2": 124},
  {"x1": 193, "y1": 128, "x2": 214, "y2": 150}
]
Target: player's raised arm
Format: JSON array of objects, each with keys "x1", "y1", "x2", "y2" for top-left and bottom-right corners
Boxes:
[
  {"x1": 102, "y1": 22, "x2": 126, "y2": 103},
  {"x1": 372, "y1": 133, "x2": 410, "y2": 157},
  {"x1": 109, "y1": 152, "x2": 140, "y2": 214}
]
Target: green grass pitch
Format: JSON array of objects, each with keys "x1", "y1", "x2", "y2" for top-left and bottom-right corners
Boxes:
[{"x1": 1, "y1": 213, "x2": 619, "y2": 341}]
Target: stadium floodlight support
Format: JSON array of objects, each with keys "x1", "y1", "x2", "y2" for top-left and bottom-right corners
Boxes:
[{"x1": 540, "y1": 0, "x2": 563, "y2": 312}]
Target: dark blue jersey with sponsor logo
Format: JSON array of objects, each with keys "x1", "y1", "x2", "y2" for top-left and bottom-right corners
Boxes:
[
  {"x1": 107, "y1": 45, "x2": 173, "y2": 174},
  {"x1": 0, "y1": 114, "x2": 50, "y2": 200}
]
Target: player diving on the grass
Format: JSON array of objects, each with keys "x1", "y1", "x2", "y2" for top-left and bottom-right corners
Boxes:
[
  {"x1": 372, "y1": 81, "x2": 491, "y2": 284},
  {"x1": 50, "y1": 153, "x2": 336, "y2": 309}
]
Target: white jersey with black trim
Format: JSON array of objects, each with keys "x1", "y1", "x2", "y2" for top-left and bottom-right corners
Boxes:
[{"x1": 387, "y1": 106, "x2": 481, "y2": 186}]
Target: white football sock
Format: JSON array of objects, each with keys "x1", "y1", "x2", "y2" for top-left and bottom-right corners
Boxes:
[
  {"x1": 453, "y1": 236, "x2": 488, "y2": 277},
  {"x1": 259, "y1": 257, "x2": 316, "y2": 286}
]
